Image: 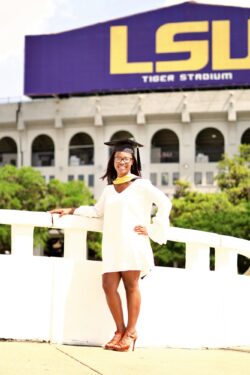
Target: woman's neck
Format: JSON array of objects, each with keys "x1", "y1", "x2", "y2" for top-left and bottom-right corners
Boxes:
[{"x1": 117, "y1": 172, "x2": 131, "y2": 178}]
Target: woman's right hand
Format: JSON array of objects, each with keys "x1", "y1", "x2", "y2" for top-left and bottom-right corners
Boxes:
[{"x1": 49, "y1": 208, "x2": 74, "y2": 216}]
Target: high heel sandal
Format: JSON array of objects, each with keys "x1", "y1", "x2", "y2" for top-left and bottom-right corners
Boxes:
[
  {"x1": 104, "y1": 331, "x2": 124, "y2": 350},
  {"x1": 113, "y1": 331, "x2": 137, "y2": 352}
]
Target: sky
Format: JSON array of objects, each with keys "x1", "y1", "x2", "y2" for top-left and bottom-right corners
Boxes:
[{"x1": 0, "y1": 0, "x2": 248, "y2": 101}]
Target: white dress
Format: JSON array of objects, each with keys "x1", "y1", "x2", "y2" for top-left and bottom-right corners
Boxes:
[{"x1": 74, "y1": 179, "x2": 172, "y2": 277}]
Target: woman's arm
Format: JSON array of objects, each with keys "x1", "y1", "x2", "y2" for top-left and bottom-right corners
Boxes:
[
  {"x1": 50, "y1": 186, "x2": 108, "y2": 218},
  {"x1": 72, "y1": 186, "x2": 108, "y2": 218},
  {"x1": 145, "y1": 181, "x2": 172, "y2": 244},
  {"x1": 49, "y1": 207, "x2": 75, "y2": 216}
]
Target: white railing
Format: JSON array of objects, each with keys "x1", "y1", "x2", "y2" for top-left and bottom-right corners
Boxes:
[
  {"x1": 0, "y1": 209, "x2": 249, "y2": 348},
  {"x1": 2, "y1": 209, "x2": 248, "y2": 272}
]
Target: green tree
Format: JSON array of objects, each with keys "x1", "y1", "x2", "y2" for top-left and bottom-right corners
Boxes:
[
  {"x1": 0, "y1": 165, "x2": 47, "y2": 210},
  {"x1": 87, "y1": 231, "x2": 102, "y2": 261},
  {"x1": 171, "y1": 191, "x2": 249, "y2": 240},
  {"x1": 46, "y1": 179, "x2": 94, "y2": 209},
  {"x1": 152, "y1": 188, "x2": 250, "y2": 271},
  {"x1": 0, "y1": 165, "x2": 94, "y2": 253},
  {"x1": 173, "y1": 179, "x2": 191, "y2": 199},
  {"x1": 215, "y1": 144, "x2": 250, "y2": 204},
  {"x1": 152, "y1": 145, "x2": 250, "y2": 271}
]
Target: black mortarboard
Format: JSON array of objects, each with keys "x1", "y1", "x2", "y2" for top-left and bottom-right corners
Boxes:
[{"x1": 104, "y1": 138, "x2": 143, "y2": 171}]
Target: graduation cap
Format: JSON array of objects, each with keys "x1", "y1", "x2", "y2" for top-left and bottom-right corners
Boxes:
[{"x1": 104, "y1": 138, "x2": 143, "y2": 171}]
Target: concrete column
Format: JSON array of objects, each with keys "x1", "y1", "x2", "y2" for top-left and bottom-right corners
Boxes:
[
  {"x1": 11, "y1": 225, "x2": 34, "y2": 256},
  {"x1": 179, "y1": 123, "x2": 194, "y2": 184},
  {"x1": 20, "y1": 131, "x2": 29, "y2": 167},
  {"x1": 55, "y1": 127, "x2": 67, "y2": 181},
  {"x1": 63, "y1": 228, "x2": 87, "y2": 260},
  {"x1": 93, "y1": 126, "x2": 106, "y2": 198},
  {"x1": 137, "y1": 116, "x2": 148, "y2": 179},
  {"x1": 185, "y1": 243, "x2": 210, "y2": 271},
  {"x1": 227, "y1": 122, "x2": 238, "y2": 158},
  {"x1": 215, "y1": 247, "x2": 238, "y2": 275}
]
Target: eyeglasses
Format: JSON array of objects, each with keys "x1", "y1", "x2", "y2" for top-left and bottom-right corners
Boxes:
[{"x1": 114, "y1": 157, "x2": 133, "y2": 163}]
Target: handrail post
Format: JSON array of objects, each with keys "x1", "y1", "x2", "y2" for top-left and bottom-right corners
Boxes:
[
  {"x1": 63, "y1": 228, "x2": 87, "y2": 260},
  {"x1": 11, "y1": 225, "x2": 34, "y2": 256},
  {"x1": 185, "y1": 243, "x2": 210, "y2": 271},
  {"x1": 215, "y1": 247, "x2": 238, "y2": 274}
]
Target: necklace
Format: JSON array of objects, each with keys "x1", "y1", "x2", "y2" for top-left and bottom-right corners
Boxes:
[{"x1": 113, "y1": 173, "x2": 137, "y2": 185}]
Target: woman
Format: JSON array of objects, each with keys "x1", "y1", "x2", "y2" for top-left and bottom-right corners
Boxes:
[{"x1": 50, "y1": 138, "x2": 172, "y2": 351}]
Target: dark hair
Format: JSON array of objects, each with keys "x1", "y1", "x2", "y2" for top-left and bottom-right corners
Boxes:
[{"x1": 101, "y1": 151, "x2": 141, "y2": 185}]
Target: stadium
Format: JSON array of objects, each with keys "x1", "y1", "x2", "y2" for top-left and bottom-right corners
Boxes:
[{"x1": 0, "y1": 1, "x2": 249, "y2": 198}]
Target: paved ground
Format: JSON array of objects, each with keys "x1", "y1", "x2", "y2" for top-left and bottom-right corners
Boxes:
[{"x1": 0, "y1": 342, "x2": 250, "y2": 375}]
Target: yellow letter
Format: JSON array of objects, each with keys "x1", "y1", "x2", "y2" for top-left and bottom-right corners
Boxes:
[
  {"x1": 156, "y1": 21, "x2": 209, "y2": 72},
  {"x1": 110, "y1": 26, "x2": 153, "y2": 74},
  {"x1": 212, "y1": 20, "x2": 250, "y2": 70}
]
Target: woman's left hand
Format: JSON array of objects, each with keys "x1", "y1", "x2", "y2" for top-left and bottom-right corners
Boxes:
[{"x1": 134, "y1": 225, "x2": 148, "y2": 236}]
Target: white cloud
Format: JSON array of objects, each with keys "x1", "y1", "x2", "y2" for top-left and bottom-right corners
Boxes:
[
  {"x1": 0, "y1": 0, "x2": 57, "y2": 60},
  {"x1": 0, "y1": 0, "x2": 64, "y2": 98}
]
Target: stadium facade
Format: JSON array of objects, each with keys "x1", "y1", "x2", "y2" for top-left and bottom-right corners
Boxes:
[{"x1": 0, "y1": 2, "x2": 250, "y2": 197}]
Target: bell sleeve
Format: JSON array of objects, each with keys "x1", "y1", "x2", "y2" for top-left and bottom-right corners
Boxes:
[
  {"x1": 73, "y1": 187, "x2": 107, "y2": 218},
  {"x1": 145, "y1": 182, "x2": 172, "y2": 244}
]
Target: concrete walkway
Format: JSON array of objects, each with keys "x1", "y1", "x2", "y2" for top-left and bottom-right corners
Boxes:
[{"x1": 0, "y1": 342, "x2": 250, "y2": 375}]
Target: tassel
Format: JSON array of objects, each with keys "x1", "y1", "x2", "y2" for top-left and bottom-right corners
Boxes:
[{"x1": 137, "y1": 147, "x2": 142, "y2": 171}]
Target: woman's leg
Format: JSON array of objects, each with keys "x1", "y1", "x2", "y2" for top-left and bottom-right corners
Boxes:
[
  {"x1": 102, "y1": 272, "x2": 125, "y2": 333},
  {"x1": 121, "y1": 270, "x2": 141, "y2": 334}
]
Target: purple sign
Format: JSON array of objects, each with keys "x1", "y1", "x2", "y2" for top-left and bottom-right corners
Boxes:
[{"x1": 24, "y1": 2, "x2": 250, "y2": 97}]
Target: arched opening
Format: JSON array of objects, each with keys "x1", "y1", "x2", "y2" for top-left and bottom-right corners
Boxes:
[
  {"x1": 31, "y1": 135, "x2": 55, "y2": 167},
  {"x1": 241, "y1": 128, "x2": 250, "y2": 144},
  {"x1": 151, "y1": 129, "x2": 179, "y2": 163},
  {"x1": 69, "y1": 133, "x2": 94, "y2": 166},
  {"x1": 195, "y1": 128, "x2": 224, "y2": 162},
  {"x1": 0, "y1": 137, "x2": 17, "y2": 166}
]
